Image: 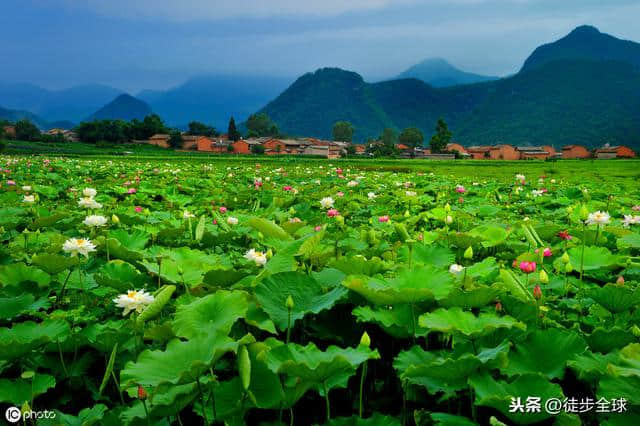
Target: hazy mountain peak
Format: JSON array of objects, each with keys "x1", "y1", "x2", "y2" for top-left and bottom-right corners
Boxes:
[
  {"x1": 397, "y1": 58, "x2": 498, "y2": 87},
  {"x1": 86, "y1": 94, "x2": 152, "y2": 121}
]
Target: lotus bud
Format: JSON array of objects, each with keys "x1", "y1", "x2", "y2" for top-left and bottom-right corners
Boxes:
[
  {"x1": 21, "y1": 371, "x2": 35, "y2": 379},
  {"x1": 632, "y1": 325, "x2": 640, "y2": 338},
  {"x1": 111, "y1": 214, "x2": 120, "y2": 224},
  {"x1": 579, "y1": 204, "x2": 589, "y2": 221},
  {"x1": 495, "y1": 301, "x2": 503, "y2": 312},
  {"x1": 444, "y1": 203, "x2": 451, "y2": 212},
  {"x1": 616, "y1": 276, "x2": 625, "y2": 285},
  {"x1": 266, "y1": 249, "x2": 273, "y2": 259},
  {"x1": 565, "y1": 262, "x2": 574, "y2": 273},
  {"x1": 288, "y1": 207, "x2": 296, "y2": 215},
  {"x1": 539, "y1": 269, "x2": 549, "y2": 284},
  {"x1": 533, "y1": 284, "x2": 542, "y2": 299},
  {"x1": 335, "y1": 215, "x2": 345, "y2": 225},
  {"x1": 137, "y1": 385, "x2": 147, "y2": 400},
  {"x1": 285, "y1": 295, "x2": 295, "y2": 310},
  {"x1": 21, "y1": 401, "x2": 31, "y2": 416},
  {"x1": 359, "y1": 331, "x2": 371, "y2": 348},
  {"x1": 561, "y1": 252, "x2": 570, "y2": 264},
  {"x1": 404, "y1": 210, "x2": 410, "y2": 218},
  {"x1": 445, "y1": 215, "x2": 453, "y2": 224},
  {"x1": 464, "y1": 246, "x2": 473, "y2": 260}
]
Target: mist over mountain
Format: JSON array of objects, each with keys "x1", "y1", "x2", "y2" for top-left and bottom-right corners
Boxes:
[
  {"x1": 396, "y1": 58, "x2": 498, "y2": 87},
  {"x1": 86, "y1": 94, "x2": 152, "y2": 121}
]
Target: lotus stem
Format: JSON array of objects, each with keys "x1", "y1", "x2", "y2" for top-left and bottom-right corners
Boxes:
[
  {"x1": 359, "y1": 362, "x2": 368, "y2": 418},
  {"x1": 580, "y1": 223, "x2": 586, "y2": 281},
  {"x1": 286, "y1": 307, "x2": 292, "y2": 344},
  {"x1": 141, "y1": 399, "x2": 151, "y2": 426},
  {"x1": 196, "y1": 376, "x2": 209, "y2": 425},
  {"x1": 323, "y1": 380, "x2": 331, "y2": 421}
]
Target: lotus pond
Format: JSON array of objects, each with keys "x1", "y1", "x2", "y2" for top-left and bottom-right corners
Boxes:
[{"x1": 1, "y1": 156, "x2": 640, "y2": 426}]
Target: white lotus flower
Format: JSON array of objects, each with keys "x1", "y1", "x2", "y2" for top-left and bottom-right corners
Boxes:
[
  {"x1": 445, "y1": 215, "x2": 454, "y2": 224},
  {"x1": 22, "y1": 195, "x2": 35, "y2": 203},
  {"x1": 622, "y1": 215, "x2": 640, "y2": 227},
  {"x1": 62, "y1": 238, "x2": 96, "y2": 257},
  {"x1": 516, "y1": 174, "x2": 525, "y2": 181},
  {"x1": 227, "y1": 216, "x2": 239, "y2": 225},
  {"x1": 22, "y1": 185, "x2": 32, "y2": 191},
  {"x1": 585, "y1": 211, "x2": 611, "y2": 226},
  {"x1": 83, "y1": 188, "x2": 97, "y2": 197},
  {"x1": 449, "y1": 264, "x2": 465, "y2": 275},
  {"x1": 405, "y1": 191, "x2": 416, "y2": 197},
  {"x1": 113, "y1": 290, "x2": 155, "y2": 316},
  {"x1": 244, "y1": 249, "x2": 267, "y2": 266},
  {"x1": 78, "y1": 197, "x2": 102, "y2": 209},
  {"x1": 83, "y1": 215, "x2": 108, "y2": 227},
  {"x1": 367, "y1": 192, "x2": 377, "y2": 199},
  {"x1": 531, "y1": 190, "x2": 544, "y2": 197},
  {"x1": 183, "y1": 210, "x2": 195, "y2": 219},
  {"x1": 347, "y1": 180, "x2": 359, "y2": 187},
  {"x1": 320, "y1": 197, "x2": 334, "y2": 209}
]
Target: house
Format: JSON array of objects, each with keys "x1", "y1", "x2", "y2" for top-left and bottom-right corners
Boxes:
[
  {"x1": 424, "y1": 153, "x2": 456, "y2": 160},
  {"x1": 46, "y1": 128, "x2": 78, "y2": 142},
  {"x1": 446, "y1": 143, "x2": 467, "y2": 154},
  {"x1": 354, "y1": 144, "x2": 366, "y2": 155},
  {"x1": 182, "y1": 135, "x2": 212, "y2": 150},
  {"x1": 516, "y1": 146, "x2": 555, "y2": 160},
  {"x1": 196, "y1": 137, "x2": 229, "y2": 153},
  {"x1": 148, "y1": 134, "x2": 171, "y2": 148},
  {"x1": 2, "y1": 125, "x2": 16, "y2": 139},
  {"x1": 562, "y1": 145, "x2": 591, "y2": 159},
  {"x1": 231, "y1": 140, "x2": 251, "y2": 154},
  {"x1": 395, "y1": 143, "x2": 410, "y2": 151},
  {"x1": 262, "y1": 138, "x2": 288, "y2": 155},
  {"x1": 595, "y1": 144, "x2": 636, "y2": 159},
  {"x1": 304, "y1": 145, "x2": 344, "y2": 159},
  {"x1": 466, "y1": 144, "x2": 519, "y2": 160}
]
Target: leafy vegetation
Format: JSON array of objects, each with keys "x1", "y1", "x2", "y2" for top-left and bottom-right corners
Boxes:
[{"x1": 1, "y1": 156, "x2": 639, "y2": 425}]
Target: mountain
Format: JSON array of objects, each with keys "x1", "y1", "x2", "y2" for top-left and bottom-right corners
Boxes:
[
  {"x1": 138, "y1": 75, "x2": 292, "y2": 129},
  {"x1": 86, "y1": 94, "x2": 152, "y2": 121},
  {"x1": 522, "y1": 25, "x2": 640, "y2": 71},
  {"x1": 397, "y1": 58, "x2": 498, "y2": 87},
  {"x1": 0, "y1": 82, "x2": 123, "y2": 122},
  {"x1": 259, "y1": 26, "x2": 640, "y2": 149},
  {"x1": 0, "y1": 106, "x2": 50, "y2": 129}
]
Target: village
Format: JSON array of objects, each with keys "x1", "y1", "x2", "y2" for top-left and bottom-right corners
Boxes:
[{"x1": 2, "y1": 124, "x2": 637, "y2": 159}]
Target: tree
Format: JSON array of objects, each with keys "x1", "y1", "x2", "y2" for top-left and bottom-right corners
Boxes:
[
  {"x1": 168, "y1": 130, "x2": 183, "y2": 149},
  {"x1": 380, "y1": 128, "x2": 397, "y2": 146},
  {"x1": 187, "y1": 121, "x2": 217, "y2": 137},
  {"x1": 332, "y1": 121, "x2": 354, "y2": 142},
  {"x1": 0, "y1": 140, "x2": 6, "y2": 152},
  {"x1": 251, "y1": 144, "x2": 265, "y2": 154},
  {"x1": 398, "y1": 127, "x2": 424, "y2": 149},
  {"x1": 429, "y1": 118, "x2": 452, "y2": 153},
  {"x1": 346, "y1": 145, "x2": 356, "y2": 156},
  {"x1": 15, "y1": 119, "x2": 41, "y2": 141},
  {"x1": 228, "y1": 117, "x2": 241, "y2": 141},
  {"x1": 246, "y1": 113, "x2": 279, "y2": 138}
]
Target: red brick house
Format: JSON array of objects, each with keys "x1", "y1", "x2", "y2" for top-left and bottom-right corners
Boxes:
[
  {"x1": 2, "y1": 125, "x2": 16, "y2": 139},
  {"x1": 446, "y1": 143, "x2": 467, "y2": 154},
  {"x1": 183, "y1": 135, "x2": 212, "y2": 150},
  {"x1": 148, "y1": 134, "x2": 171, "y2": 148},
  {"x1": 562, "y1": 145, "x2": 591, "y2": 159},
  {"x1": 231, "y1": 140, "x2": 251, "y2": 154},
  {"x1": 467, "y1": 145, "x2": 519, "y2": 160},
  {"x1": 595, "y1": 144, "x2": 636, "y2": 159},
  {"x1": 516, "y1": 146, "x2": 554, "y2": 160}
]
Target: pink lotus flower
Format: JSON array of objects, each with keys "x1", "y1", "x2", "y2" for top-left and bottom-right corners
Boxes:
[
  {"x1": 213, "y1": 218, "x2": 218, "y2": 225},
  {"x1": 378, "y1": 215, "x2": 389, "y2": 223},
  {"x1": 633, "y1": 205, "x2": 640, "y2": 212},
  {"x1": 327, "y1": 209, "x2": 339, "y2": 217},
  {"x1": 535, "y1": 248, "x2": 552, "y2": 257},
  {"x1": 314, "y1": 225, "x2": 323, "y2": 231},
  {"x1": 533, "y1": 284, "x2": 542, "y2": 299},
  {"x1": 337, "y1": 191, "x2": 344, "y2": 197},
  {"x1": 455, "y1": 185, "x2": 466, "y2": 193},
  {"x1": 127, "y1": 188, "x2": 137, "y2": 194},
  {"x1": 6, "y1": 180, "x2": 15, "y2": 186},
  {"x1": 557, "y1": 230, "x2": 572, "y2": 240},
  {"x1": 458, "y1": 197, "x2": 464, "y2": 204},
  {"x1": 219, "y1": 206, "x2": 227, "y2": 214},
  {"x1": 283, "y1": 185, "x2": 293, "y2": 191},
  {"x1": 519, "y1": 261, "x2": 537, "y2": 274},
  {"x1": 134, "y1": 206, "x2": 143, "y2": 213},
  {"x1": 336, "y1": 168, "x2": 343, "y2": 175}
]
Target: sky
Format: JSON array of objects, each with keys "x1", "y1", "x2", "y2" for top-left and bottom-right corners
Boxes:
[{"x1": 2, "y1": 0, "x2": 640, "y2": 92}]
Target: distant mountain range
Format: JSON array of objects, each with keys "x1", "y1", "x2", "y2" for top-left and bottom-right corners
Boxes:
[
  {"x1": 396, "y1": 58, "x2": 498, "y2": 87},
  {"x1": 86, "y1": 94, "x2": 152, "y2": 122},
  {"x1": 260, "y1": 26, "x2": 640, "y2": 148}
]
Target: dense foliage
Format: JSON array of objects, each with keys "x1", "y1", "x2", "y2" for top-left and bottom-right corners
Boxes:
[
  {"x1": 332, "y1": 121, "x2": 355, "y2": 143},
  {"x1": 1, "y1": 157, "x2": 639, "y2": 425},
  {"x1": 75, "y1": 114, "x2": 169, "y2": 144}
]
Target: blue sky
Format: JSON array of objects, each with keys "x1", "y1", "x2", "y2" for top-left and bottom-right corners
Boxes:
[{"x1": 2, "y1": 0, "x2": 640, "y2": 92}]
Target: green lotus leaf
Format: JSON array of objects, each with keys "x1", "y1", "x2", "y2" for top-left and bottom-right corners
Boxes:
[
  {"x1": 261, "y1": 342, "x2": 380, "y2": 388},
  {"x1": 120, "y1": 333, "x2": 237, "y2": 391},
  {"x1": 587, "y1": 327, "x2": 636, "y2": 353},
  {"x1": 597, "y1": 375, "x2": 640, "y2": 405},
  {"x1": 142, "y1": 247, "x2": 223, "y2": 286},
  {"x1": 343, "y1": 266, "x2": 455, "y2": 305},
  {"x1": 330, "y1": 256, "x2": 389, "y2": 276},
  {"x1": 31, "y1": 253, "x2": 79, "y2": 275},
  {"x1": 353, "y1": 304, "x2": 426, "y2": 338},
  {"x1": 469, "y1": 224, "x2": 509, "y2": 248},
  {"x1": 42, "y1": 404, "x2": 108, "y2": 426},
  {"x1": 245, "y1": 300, "x2": 277, "y2": 334},
  {"x1": 418, "y1": 307, "x2": 525, "y2": 338},
  {"x1": 0, "y1": 293, "x2": 48, "y2": 320},
  {"x1": 103, "y1": 238, "x2": 143, "y2": 262},
  {"x1": 423, "y1": 412, "x2": 477, "y2": 426},
  {"x1": 589, "y1": 284, "x2": 640, "y2": 313},
  {"x1": 173, "y1": 290, "x2": 249, "y2": 338},
  {"x1": 0, "y1": 320, "x2": 70, "y2": 360},
  {"x1": 0, "y1": 262, "x2": 51, "y2": 287},
  {"x1": 567, "y1": 351, "x2": 620, "y2": 381},
  {"x1": 568, "y1": 246, "x2": 620, "y2": 271},
  {"x1": 247, "y1": 217, "x2": 292, "y2": 241},
  {"x1": 203, "y1": 268, "x2": 249, "y2": 288},
  {"x1": 440, "y1": 287, "x2": 501, "y2": 309},
  {"x1": 94, "y1": 260, "x2": 147, "y2": 292},
  {"x1": 326, "y1": 413, "x2": 402, "y2": 426},
  {"x1": 0, "y1": 374, "x2": 56, "y2": 405},
  {"x1": 398, "y1": 244, "x2": 455, "y2": 268},
  {"x1": 503, "y1": 329, "x2": 587, "y2": 379},
  {"x1": 617, "y1": 232, "x2": 640, "y2": 249},
  {"x1": 109, "y1": 228, "x2": 149, "y2": 250},
  {"x1": 469, "y1": 371, "x2": 565, "y2": 424},
  {"x1": 465, "y1": 257, "x2": 500, "y2": 283},
  {"x1": 255, "y1": 272, "x2": 347, "y2": 331}
]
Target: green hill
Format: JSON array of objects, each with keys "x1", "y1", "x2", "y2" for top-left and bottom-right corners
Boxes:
[
  {"x1": 260, "y1": 26, "x2": 640, "y2": 148},
  {"x1": 86, "y1": 94, "x2": 152, "y2": 122}
]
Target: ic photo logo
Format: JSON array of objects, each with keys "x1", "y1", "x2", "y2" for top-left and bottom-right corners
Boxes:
[{"x1": 5, "y1": 406, "x2": 56, "y2": 423}]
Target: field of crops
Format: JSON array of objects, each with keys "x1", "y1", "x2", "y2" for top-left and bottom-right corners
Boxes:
[{"x1": 1, "y1": 156, "x2": 640, "y2": 426}]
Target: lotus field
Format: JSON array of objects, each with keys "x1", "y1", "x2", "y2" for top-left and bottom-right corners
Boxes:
[{"x1": 2, "y1": 156, "x2": 640, "y2": 426}]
